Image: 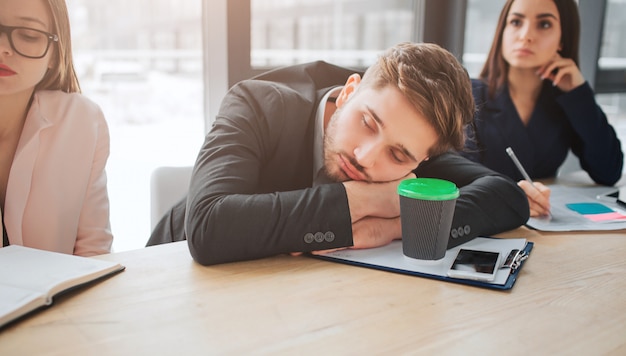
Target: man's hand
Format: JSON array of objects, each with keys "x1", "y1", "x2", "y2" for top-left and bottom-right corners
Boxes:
[
  {"x1": 309, "y1": 172, "x2": 414, "y2": 256},
  {"x1": 517, "y1": 180, "x2": 551, "y2": 217},
  {"x1": 343, "y1": 172, "x2": 416, "y2": 222},
  {"x1": 310, "y1": 216, "x2": 401, "y2": 256},
  {"x1": 350, "y1": 216, "x2": 402, "y2": 249}
]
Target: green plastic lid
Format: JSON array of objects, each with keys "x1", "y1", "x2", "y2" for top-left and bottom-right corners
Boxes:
[{"x1": 397, "y1": 178, "x2": 459, "y2": 200}]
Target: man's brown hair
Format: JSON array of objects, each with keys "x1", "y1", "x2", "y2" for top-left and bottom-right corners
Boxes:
[{"x1": 360, "y1": 42, "x2": 474, "y2": 157}]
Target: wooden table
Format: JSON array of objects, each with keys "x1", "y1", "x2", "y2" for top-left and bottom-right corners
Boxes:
[{"x1": 1, "y1": 226, "x2": 625, "y2": 355}]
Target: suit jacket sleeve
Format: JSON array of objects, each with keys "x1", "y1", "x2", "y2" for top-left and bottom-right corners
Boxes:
[
  {"x1": 415, "y1": 152, "x2": 530, "y2": 248},
  {"x1": 556, "y1": 82, "x2": 623, "y2": 186},
  {"x1": 185, "y1": 80, "x2": 353, "y2": 266}
]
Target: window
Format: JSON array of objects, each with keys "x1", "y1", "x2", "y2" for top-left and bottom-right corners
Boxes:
[
  {"x1": 595, "y1": 0, "x2": 626, "y2": 143},
  {"x1": 62, "y1": 0, "x2": 625, "y2": 253},
  {"x1": 462, "y1": 0, "x2": 504, "y2": 77},
  {"x1": 68, "y1": 0, "x2": 205, "y2": 252},
  {"x1": 251, "y1": 0, "x2": 417, "y2": 69}
]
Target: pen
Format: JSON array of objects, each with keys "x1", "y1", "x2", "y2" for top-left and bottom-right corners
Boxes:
[
  {"x1": 506, "y1": 146, "x2": 551, "y2": 218},
  {"x1": 505, "y1": 147, "x2": 533, "y2": 183},
  {"x1": 596, "y1": 189, "x2": 626, "y2": 209}
]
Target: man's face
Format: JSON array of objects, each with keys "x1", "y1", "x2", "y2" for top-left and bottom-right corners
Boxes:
[{"x1": 323, "y1": 84, "x2": 438, "y2": 183}]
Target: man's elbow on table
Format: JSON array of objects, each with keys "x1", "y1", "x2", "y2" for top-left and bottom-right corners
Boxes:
[
  {"x1": 187, "y1": 233, "x2": 220, "y2": 266},
  {"x1": 185, "y1": 211, "x2": 228, "y2": 266}
]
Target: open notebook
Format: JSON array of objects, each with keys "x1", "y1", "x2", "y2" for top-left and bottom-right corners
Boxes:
[
  {"x1": 313, "y1": 237, "x2": 532, "y2": 290},
  {"x1": 0, "y1": 245, "x2": 125, "y2": 329}
]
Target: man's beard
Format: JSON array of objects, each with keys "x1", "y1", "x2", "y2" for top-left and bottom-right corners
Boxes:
[{"x1": 322, "y1": 111, "x2": 370, "y2": 183}]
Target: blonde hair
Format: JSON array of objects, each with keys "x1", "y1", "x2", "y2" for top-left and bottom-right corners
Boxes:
[
  {"x1": 360, "y1": 42, "x2": 474, "y2": 156},
  {"x1": 36, "y1": 0, "x2": 81, "y2": 93}
]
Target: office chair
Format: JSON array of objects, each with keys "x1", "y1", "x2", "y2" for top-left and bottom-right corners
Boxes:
[{"x1": 149, "y1": 166, "x2": 193, "y2": 230}]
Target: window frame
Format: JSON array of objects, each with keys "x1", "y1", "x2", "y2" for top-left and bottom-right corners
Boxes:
[
  {"x1": 200, "y1": 0, "x2": 468, "y2": 128},
  {"x1": 201, "y1": 0, "x2": 624, "y2": 129}
]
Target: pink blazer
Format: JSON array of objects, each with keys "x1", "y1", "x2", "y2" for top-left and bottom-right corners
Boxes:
[{"x1": 1, "y1": 90, "x2": 113, "y2": 256}]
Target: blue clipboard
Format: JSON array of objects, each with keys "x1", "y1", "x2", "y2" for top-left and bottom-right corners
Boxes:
[{"x1": 312, "y1": 237, "x2": 533, "y2": 291}]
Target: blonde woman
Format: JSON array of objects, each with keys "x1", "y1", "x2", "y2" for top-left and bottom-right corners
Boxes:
[{"x1": 1, "y1": 0, "x2": 112, "y2": 255}]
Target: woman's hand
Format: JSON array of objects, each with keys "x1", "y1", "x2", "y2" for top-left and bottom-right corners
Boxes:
[
  {"x1": 517, "y1": 180, "x2": 551, "y2": 217},
  {"x1": 536, "y1": 54, "x2": 585, "y2": 92}
]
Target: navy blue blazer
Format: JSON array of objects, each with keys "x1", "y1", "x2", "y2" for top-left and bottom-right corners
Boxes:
[
  {"x1": 462, "y1": 79, "x2": 623, "y2": 185},
  {"x1": 150, "y1": 62, "x2": 529, "y2": 265}
]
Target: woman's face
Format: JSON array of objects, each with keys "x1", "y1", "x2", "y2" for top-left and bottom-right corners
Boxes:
[
  {"x1": 501, "y1": 0, "x2": 562, "y2": 70},
  {"x1": 0, "y1": 0, "x2": 55, "y2": 97}
]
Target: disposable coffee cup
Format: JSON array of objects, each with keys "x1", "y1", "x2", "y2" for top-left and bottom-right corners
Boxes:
[{"x1": 398, "y1": 178, "x2": 459, "y2": 261}]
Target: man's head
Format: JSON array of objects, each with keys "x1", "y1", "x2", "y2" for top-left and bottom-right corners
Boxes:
[{"x1": 323, "y1": 42, "x2": 474, "y2": 183}]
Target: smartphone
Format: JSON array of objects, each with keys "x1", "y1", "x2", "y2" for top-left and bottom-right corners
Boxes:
[
  {"x1": 597, "y1": 187, "x2": 626, "y2": 208},
  {"x1": 447, "y1": 249, "x2": 502, "y2": 282}
]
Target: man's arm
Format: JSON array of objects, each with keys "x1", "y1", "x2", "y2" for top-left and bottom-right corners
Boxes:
[
  {"x1": 342, "y1": 173, "x2": 415, "y2": 223},
  {"x1": 340, "y1": 173, "x2": 413, "y2": 249},
  {"x1": 415, "y1": 152, "x2": 530, "y2": 247},
  {"x1": 185, "y1": 81, "x2": 354, "y2": 266},
  {"x1": 339, "y1": 152, "x2": 529, "y2": 250}
]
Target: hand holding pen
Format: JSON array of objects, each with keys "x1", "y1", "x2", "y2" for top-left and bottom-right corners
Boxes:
[{"x1": 505, "y1": 147, "x2": 552, "y2": 217}]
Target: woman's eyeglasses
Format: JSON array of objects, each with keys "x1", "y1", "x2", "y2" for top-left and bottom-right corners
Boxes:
[{"x1": 0, "y1": 24, "x2": 58, "y2": 59}]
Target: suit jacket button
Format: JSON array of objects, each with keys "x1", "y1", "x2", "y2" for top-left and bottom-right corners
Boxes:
[
  {"x1": 314, "y1": 232, "x2": 325, "y2": 242},
  {"x1": 450, "y1": 228, "x2": 459, "y2": 239},
  {"x1": 464, "y1": 225, "x2": 471, "y2": 235},
  {"x1": 457, "y1": 227, "x2": 465, "y2": 237},
  {"x1": 304, "y1": 233, "x2": 314, "y2": 243},
  {"x1": 324, "y1": 231, "x2": 335, "y2": 242}
]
